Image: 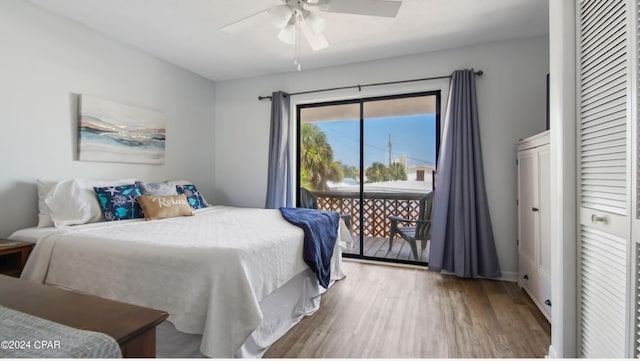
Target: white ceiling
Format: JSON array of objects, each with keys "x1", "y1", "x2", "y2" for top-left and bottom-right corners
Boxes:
[{"x1": 27, "y1": 0, "x2": 549, "y2": 82}]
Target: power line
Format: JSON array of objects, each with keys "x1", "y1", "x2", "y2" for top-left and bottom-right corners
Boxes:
[{"x1": 316, "y1": 124, "x2": 433, "y2": 165}]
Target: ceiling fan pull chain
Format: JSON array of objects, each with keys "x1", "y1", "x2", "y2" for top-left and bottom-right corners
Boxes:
[{"x1": 295, "y1": 10, "x2": 302, "y2": 71}]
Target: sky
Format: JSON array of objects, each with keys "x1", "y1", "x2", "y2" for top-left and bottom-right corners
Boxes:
[{"x1": 312, "y1": 113, "x2": 437, "y2": 169}]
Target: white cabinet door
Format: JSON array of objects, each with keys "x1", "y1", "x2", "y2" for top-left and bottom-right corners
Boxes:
[
  {"x1": 537, "y1": 145, "x2": 552, "y2": 317},
  {"x1": 518, "y1": 149, "x2": 538, "y2": 295}
]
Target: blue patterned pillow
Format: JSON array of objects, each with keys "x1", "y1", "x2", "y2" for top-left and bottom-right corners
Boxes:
[
  {"x1": 94, "y1": 184, "x2": 144, "y2": 221},
  {"x1": 176, "y1": 184, "x2": 207, "y2": 210}
]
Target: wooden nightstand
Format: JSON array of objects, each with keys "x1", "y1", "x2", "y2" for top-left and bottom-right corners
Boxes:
[{"x1": 0, "y1": 240, "x2": 34, "y2": 277}]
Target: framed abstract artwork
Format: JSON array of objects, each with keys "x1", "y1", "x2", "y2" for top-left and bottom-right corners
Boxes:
[{"x1": 78, "y1": 95, "x2": 166, "y2": 165}]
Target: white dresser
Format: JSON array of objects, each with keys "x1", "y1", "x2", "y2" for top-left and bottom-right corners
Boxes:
[{"x1": 516, "y1": 130, "x2": 551, "y2": 321}]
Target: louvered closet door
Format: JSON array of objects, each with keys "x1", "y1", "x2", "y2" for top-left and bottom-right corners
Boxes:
[
  {"x1": 635, "y1": 248, "x2": 640, "y2": 357},
  {"x1": 634, "y1": 1, "x2": 640, "y2": 357},
  {"x1": 633, "y1": 2, "x2": 640, "y2": 357},
  {"x1": 578, "y1": 0, "x2": 631, "y2": 357}
]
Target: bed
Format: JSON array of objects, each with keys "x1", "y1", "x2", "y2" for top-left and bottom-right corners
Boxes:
[
  {"x1": 0, "y1": 304, "x2": 122, "y2": 358},
  {"x1": 10, "y1": 179, "x2": 353, "y2": 358}
]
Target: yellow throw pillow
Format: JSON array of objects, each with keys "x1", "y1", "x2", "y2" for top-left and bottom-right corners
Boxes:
[{"x1": 137, "y1": 194, "x2": 194, "y2": 221}]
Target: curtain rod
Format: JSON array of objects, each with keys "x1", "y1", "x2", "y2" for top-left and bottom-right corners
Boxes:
[{"x1": 257, "y1": 70, "x2": 483, "y2": 101}]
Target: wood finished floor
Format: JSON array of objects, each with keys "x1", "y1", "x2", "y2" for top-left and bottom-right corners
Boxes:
[{"x1": 264, "y1": 261, "x2": 551, "y2": 358}]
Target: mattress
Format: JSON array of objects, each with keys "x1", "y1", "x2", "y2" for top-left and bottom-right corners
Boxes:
[
  {"x1": 8, "y1": 226, "x2": 56, "y2": 243},
  {"x1": 12, "y1": 206, "x2": 353, "y2": 357}
]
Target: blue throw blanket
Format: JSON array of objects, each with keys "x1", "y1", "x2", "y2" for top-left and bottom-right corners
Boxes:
[{"x1": 279, "y1": 207, "x2": 340, "y2": 288}]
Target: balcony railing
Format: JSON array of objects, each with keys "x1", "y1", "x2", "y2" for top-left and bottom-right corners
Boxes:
[{"x1": 312, "y1": 190, "x2": 427, "y2": 238}]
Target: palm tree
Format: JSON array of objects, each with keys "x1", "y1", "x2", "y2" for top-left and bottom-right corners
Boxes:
[
  {"x1": 389, "y1": 162, "x2": 408, "y2": 181},
  {"x1": 300, "y1": 123, "x2": 343, "y2": 190},
  {"x1": 366, "y1": 162, "x2": 389, "y2": 182},
  {"x1": 339, "y1": 162, "x2": 360, "y2": 181}
]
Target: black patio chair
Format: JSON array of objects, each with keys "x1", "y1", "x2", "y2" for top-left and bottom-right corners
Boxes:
[
  {"x1": 299, "y1": 188, "x2": 350, "y2": 228},
  {"x1": 388, "y1": 191, "x2": 434, "y2": 261}
]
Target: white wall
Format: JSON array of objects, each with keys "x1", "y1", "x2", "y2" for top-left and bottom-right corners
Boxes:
[
  {"x1": 214, "y1": 35, "x2": 549, "y2": 278},
  {"x1": 0, "y1": 0, "x2": 217, "y2": 237}
]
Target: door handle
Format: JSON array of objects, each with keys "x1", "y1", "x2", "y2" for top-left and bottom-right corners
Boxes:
[
  {"x1": 591, "y1": 214, "x2": 607, "y2": 224},
  {"x1": 532, "y1": 207, "x2": 539, "y2": 212}
]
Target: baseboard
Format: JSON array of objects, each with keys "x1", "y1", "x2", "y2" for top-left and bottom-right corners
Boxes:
[
  {"x1": 492, "y1": 270, "x2": 518, "y2": 282},
  {"x1": 440, "y1": 269, "x2": 518, "y2": 282}
]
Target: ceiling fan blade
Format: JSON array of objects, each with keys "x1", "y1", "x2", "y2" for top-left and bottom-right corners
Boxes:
[
  {"x1": 319, "y1": 0, "x2": 402, "y2": 18},
  {"x1": 299, "y1": 18, "x2": 329, "y2": 51},
  {"x1": 278, "y1": 25, "x2": 296, "y2": 45},
  {"x1": 268, "y1": 5, "x2": 294, "y2": 29},
  {"x1": 219, "y1": 8, "x2": 270, "y2": 33}
]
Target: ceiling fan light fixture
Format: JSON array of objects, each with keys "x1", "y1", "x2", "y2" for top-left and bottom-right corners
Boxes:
[
  {"x1": 277, "y1": 25, "x2": 296, "y2": 45},
  {"x1": 268, "y1": 5, "x2": 294, "y2": 28},
  {"x1": 304, "y1": 12, "x2": 327, "y2": 35}
]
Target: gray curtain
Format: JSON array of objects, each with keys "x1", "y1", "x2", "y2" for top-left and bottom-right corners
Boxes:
[
  {"x1": 265, "y1": 91, "x2": 293, "y2": 209},
  {"x1": 429, "y1": 69, "x2": 501, "y2": 278}
]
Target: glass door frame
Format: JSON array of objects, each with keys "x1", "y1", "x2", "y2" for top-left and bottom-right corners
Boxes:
[{"x1": 296, "y1": 90, "x2": 441, "y2": 266}]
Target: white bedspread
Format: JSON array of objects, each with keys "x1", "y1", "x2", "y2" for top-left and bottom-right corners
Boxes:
[{"x1": 19, "y1": 206, "x2": 352, "y2": 358}]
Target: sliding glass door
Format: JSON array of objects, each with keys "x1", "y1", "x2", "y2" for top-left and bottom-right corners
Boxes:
[{"x1": 297, "y1": 91, "x2": 440, "y2": 265}]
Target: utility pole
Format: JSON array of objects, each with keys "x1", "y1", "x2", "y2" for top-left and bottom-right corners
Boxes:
[
  {"x1": 387, "y1": 133, "x2": 393, "y2": 182},
  {"x1": 388, "y1": 133, "x2": 392, "y2": 168}
]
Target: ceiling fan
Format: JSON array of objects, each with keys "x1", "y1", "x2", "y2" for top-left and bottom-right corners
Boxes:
[{"x1": 220, "y1": 0, "x2": 403, "y2": 53}]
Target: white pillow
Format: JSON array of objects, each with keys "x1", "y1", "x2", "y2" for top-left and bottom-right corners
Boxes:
[
  {"x1": 36, "y1": 179, "x2": 57, "y2": 228},
  {"x1": 44, "y1": 178, "x2": 136, "y2": 227},
  {"x1": 139, "y1": 181, "x2": 178, "y2": 196}
]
